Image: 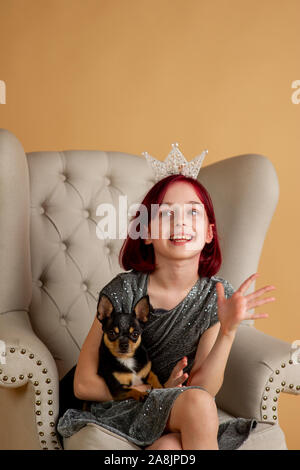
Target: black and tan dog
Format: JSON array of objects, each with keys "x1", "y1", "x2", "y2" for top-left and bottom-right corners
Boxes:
[
  {"x1": 96, "y1": 294, "x2": 163, "y2": 402},
  {"x1": 58, "y1": 294, "x2": 162, "y2": 418}
]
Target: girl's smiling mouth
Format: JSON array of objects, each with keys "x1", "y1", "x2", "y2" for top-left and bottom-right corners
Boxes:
[{"x1": 169, "y1": 234, "x2": 194, "y2": 245}]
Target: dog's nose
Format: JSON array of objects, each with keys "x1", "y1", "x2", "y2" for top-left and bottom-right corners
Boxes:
[{"x1": 119, "y1": 341, "x2": 129, "y2": 352}]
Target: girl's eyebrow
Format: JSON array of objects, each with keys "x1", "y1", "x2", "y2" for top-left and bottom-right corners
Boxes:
[{"x1": 162, "y1": 201, "x2": 202, "y2": 205}]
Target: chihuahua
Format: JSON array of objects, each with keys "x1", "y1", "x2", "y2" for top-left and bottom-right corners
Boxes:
[{"x1": 96, "y1": 294, "x2": 163, "y2": 402}]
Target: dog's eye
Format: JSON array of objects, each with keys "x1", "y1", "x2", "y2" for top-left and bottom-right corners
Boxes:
[
  {"x1": 131, "y1": 331, "x2": 139, "y2": 340},
  {"x1": 108, "y1": 330, "x2": 117, "y2": 338}
]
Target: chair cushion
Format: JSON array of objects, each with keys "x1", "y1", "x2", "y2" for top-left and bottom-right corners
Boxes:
[
  {"x1": 63, "y1": 422, "x2": 140, "y2": 450},
  {"x1": 63, "y1": 408, "x2": 287, "y2": 450},
  {"x1": 217, "y1": 409, "x2": 287, "y2": 450}
]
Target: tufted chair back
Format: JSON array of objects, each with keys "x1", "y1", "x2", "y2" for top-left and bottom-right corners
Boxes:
[
  {"x1": 0, "y1": 129, "x2": 279, "y2": 382},
  {"x1": 27, "y1": 148, "x2": 157, "y2": 379}
]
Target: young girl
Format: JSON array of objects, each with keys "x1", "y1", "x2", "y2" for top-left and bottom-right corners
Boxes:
[{"x1": 57, "y1": 172, "x2": 276, "y2": 450}]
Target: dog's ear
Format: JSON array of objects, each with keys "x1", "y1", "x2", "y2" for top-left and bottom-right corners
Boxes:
[
  {"x1": 97, "y1": 294, "x2": 114, "y2": 323},
  {"x1": 133, "y1": 295, "x2": 151, "y2": 323}
]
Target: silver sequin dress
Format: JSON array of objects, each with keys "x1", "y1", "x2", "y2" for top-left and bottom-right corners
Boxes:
[{"x1": 57, "y1": 270, "x2": 257, "y2": 449}]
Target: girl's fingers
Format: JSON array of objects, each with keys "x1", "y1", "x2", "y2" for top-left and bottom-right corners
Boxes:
[
  {"x1": 173, "y1": 357, "x2": 187, "y2": 378},
  {"x1": 178, "y1": 357, "x2": 187, "y2": 370},
  {"x1": 216, "y1": 282, "x2": 224, "y2": 296},
  {"x1": 216, "y1": 283, "x2": 226, "y2": 305},
  {"x1": 176, "y1": 373, "x2": 188, "y2": 387},
  {"x1": 250, "y1": 313, "x2": 269, "y2": 319},
  {"x1": 238, "y1": 273, "x2": 260, "y2": 295},
  {"x1": 246, "y1": 285, "x2": 276, "y2": 301},
  {"x1": 247, "y1": 296, "x2": 276, "y2": 309}
]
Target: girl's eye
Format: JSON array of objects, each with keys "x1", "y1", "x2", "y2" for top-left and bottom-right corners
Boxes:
[
  {"x1": 160, "y1": 210, "x2": 172, "y2": 217},
  {"x1": 160, "y1": 209, "x2": 198, "y2": 217}
]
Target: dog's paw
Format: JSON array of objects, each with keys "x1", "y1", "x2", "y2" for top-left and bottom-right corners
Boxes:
[{"x1": 130, "y1": 389, "x2": 150, "y2": 402}]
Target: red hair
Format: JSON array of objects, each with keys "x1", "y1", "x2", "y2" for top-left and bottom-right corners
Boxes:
[{"x1": 118, "y1": 174, "x2": 222, "y2": 277}]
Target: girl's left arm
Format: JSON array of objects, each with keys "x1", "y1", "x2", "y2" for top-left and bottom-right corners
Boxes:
[
  {"x1": 186, "y1": 322, "x2": 235, "y2": 397},
  {"x1": 187, "y1": 273, "x2": 276, "y2": 397}
]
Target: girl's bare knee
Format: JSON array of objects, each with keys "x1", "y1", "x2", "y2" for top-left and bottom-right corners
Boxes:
[
  {"x1": 166, "y1": 388, "x2": 218, "y2": 433},
  {"x1": 145, "y1": 432, "x2": 182, "y2": 450},
  {"x1": 179, "y1": 388, "x2": 216, "y2": 412}
]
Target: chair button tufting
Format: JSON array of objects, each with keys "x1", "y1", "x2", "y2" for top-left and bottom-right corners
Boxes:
[
  {"x1": 83, "y1": 210, "x2": 89, "y2": 218},
  {"x1": 37, "y1": 280, "x2": 43, "y2": 288},
  {"x1": 81, "y1": 283, "x2": 88, "y2": 292},
  {"x1": 39, "y1": 206, "x2": 45, "y2": 215},
  {"x1": 104, "y1": 177, "x2": 111, "y2": 186},
  {"x1": 105, "y1": 246, "x2": 111, "y2": 255},
  {"x1": 61, "y1": 242, "x2": 67, "y2": 251},
  {"x1": 60, "y1": 174, "x2": 67, "y2": 182},
  {"x1": 60, "y1": 317, "x2": 67, "y2": 326}
]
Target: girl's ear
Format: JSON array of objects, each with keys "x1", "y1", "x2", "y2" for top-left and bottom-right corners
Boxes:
[{"x1": 206, "y1": 224, "x2": 214, "y2": 243}]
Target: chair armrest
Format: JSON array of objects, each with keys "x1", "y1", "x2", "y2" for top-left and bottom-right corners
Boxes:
[
  {"x1": 0, "y1": 311, "x2": 62, "y2": 449},
  {"x1": 215, "y1": 324, "x2": 300, "y2": 423}
]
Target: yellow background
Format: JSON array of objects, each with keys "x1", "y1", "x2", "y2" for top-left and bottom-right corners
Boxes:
[{"x1": 0, "y1": 0, "x2": 299, "y2": 449}]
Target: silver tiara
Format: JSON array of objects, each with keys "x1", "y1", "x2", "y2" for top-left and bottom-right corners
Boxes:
[{"x1": 142, "y1": 142, "x2": 208, "y2": 182}]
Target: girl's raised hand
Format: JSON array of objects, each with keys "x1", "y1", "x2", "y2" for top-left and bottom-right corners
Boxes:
[
  {"x1": 164, "y1": 357, "x2": 189, "y2": 388},
  {"x1": 216, "y1": 273, "x2": 276, "y2": 336}
]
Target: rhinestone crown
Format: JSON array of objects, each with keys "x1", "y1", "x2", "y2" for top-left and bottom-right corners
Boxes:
[{"x1": 142, "y1": 143, "x2": 208, "y2": 182}]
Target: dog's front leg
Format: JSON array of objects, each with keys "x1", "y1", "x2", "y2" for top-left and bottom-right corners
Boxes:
[{"x1": 146, "y1": 370, "x2": 163, "y2": 389}]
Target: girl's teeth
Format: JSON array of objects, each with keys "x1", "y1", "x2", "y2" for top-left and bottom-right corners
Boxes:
[{"x1": 170, "y1": 236, "x2": 192, "y2": 241}]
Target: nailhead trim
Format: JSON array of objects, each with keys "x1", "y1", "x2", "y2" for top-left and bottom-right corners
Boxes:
[
  {"x1": 0, "y1": 345, "x2": 62, "y2": 450},
  {"x1": 261, "y1": 358, "x2": 300, "y2": 423}
]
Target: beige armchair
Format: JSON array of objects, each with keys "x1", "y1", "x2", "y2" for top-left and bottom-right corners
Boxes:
[{"x1": 0, "y1": 128, "x2": 299, "y2": 450}]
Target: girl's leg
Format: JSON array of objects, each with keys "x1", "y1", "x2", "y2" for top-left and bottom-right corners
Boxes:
[
  {"x1": 164, "y1": 389, "x2": 219, "y2": 450},
  {"x1": 145, "y1": 432, "x2": 182, "y2": 450}
]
